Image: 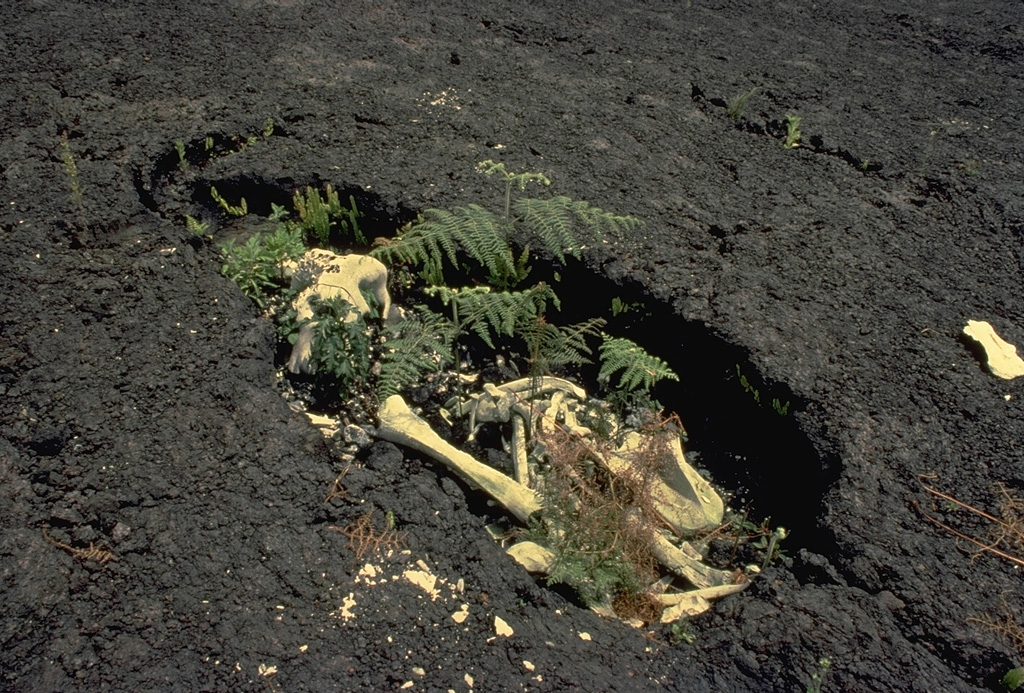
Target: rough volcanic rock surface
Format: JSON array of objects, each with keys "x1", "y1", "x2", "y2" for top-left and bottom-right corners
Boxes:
[{"x1": 2, "y1": 1, "x2": 1023, "y2": 691}]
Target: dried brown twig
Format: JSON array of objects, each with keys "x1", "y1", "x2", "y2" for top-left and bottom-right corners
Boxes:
[
  {"x1": 918, "y1": 479, "x2": 1024, "y2": 569},
  {"x1": 41, "y1": 528, "x2": 115, "y2": 565},
  {"x1": 324, "y1": 461, "x2": 354, "y2": 504},
  {"x1": 968, "y1": 593, "x2": 1024, "y2": 656}
]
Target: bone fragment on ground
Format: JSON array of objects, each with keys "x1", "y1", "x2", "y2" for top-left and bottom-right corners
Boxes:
[
  {"x1": 376, "y1": 395, "x2": 542, "y2": 523},
  {"x1": 963, "y1": 319, "x2": 1024, "y2": 379},
  {"x1": 657, "y1": 581, "x2": 752, "y2": 624},
  {"x1": 284, "y1": 250, "x2": 392, "y2": 374},
  {"x1": 655, "y1": 581, "x2": 750, "y2": 605},
  {"x1": 659, "y1": 593, "x2": 712, "y2": 622},
  {"x1": 507, "y1": 541, "x2": 556, "y2": 573}
]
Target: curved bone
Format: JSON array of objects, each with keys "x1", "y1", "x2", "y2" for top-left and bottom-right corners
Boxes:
[
  {"x1": 650, "y1": 530, "x2": 737, "y2": 589},
  {"x1": 497, "y1": 376, "x2": 586, "y2": 400},
  {"x1": 286, "y1": 250, "x2": 392, "y2": 374},
  {"x1": 604, "y1": 432, "x2": 723, "y2": 535},
  {"x1": 377, "y1": 395, "x2": 542, "y2": 523}
]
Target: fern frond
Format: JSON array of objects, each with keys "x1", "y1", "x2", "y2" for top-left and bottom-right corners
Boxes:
[
  {"x1": 427, "y1": 284, "x2": 558, "y2": 348},
  {"x1": 513, "y1": 197, "x2": 643, "y2": 263},
  {"x1": 378, "y1": 308, "x2": 457, "y2": 398},
  {"x1": 519, "y1": 316, "x2": 607, "y2": 373},
  {"x1": 598, "y1": 333, "x2": 679, "y2": 393},
  {"x1": 371, "y1": 205, "x2": 518, "y2": 286}
]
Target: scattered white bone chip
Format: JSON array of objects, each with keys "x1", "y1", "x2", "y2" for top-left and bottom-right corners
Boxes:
[
  {"x1": 404, "y1": 569, "x2": 439, "y2": 600},
  {"x1": 659, "y1": 594, "x2": 712, "y2": 623},
  {"x1": 963, "y1": 320, "x2": 1024, "y2": 379},
  {"x1": 451, "y1": 604, "x2": 470, "y2": 624},
  {"x1": 399, "y1": 681, "x2": 413, "y2": 690},
  {"x1": 411, "y1": 667, "x2": 425, "y2": 677},
  {"x1": 335, "y1": 593, "x2": 357, "y2": 621},
  {"x1": 464, "y1": 672, "x2": 475, "y2": 686},
  {"x1": 507, "y1": 541, "x2": 556, "y2": 573},
  {"x1": 494, "y1": 615, "x2": 514, "y2": 637},
  {"x1": 258, "y1": 663, "x2": 277, "y2": 677},
  {"x1": 358, "y1": 564, "x2": 378, "y2": 579},
  {"x1": 523, "y1": 661, "x2": 536, "y2": 672},
  {"x1": 578, "y1": 632, "x2": 592, "y2": 641}
]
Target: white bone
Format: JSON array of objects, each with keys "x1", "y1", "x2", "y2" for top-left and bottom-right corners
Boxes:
[
  {"x1": 511, "y1": 415, "x2": 529, "y2": 485},
  {"x1": 603, "y1": 432, "x2": 723, "y2": 535},
  {"x1": 507, "y1": 541, "x2": 556, "y2": 573},
  {"x1": 285, "y1": 251, "x2": 392, "y2": 374},
  {"x1": 376, "y1": 395, "x2": 542, "y2": 523},
  {"x1": 650, "y1": 530, "x2": 737, "y2": 589},
  {"x1": 963, "y1": 319, "x2": 1024, "y2": 379}
]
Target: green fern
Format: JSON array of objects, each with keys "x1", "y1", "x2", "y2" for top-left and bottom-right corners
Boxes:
[
  {"x1": 370, "y1": 162, "x2": 642, "y2": 289},
  {"x1": 219, "y1": 226, "x2": 306, "y2": 307},
  {"x1": 598, "y1": 333, "x2": 679, "y2": 393},
  {"x1": 427, "y1": 283, "x2": 557, "y2": 349},
  {"x1": 378, "y1": 309, "x2": 457, "y2": 398},
  {"x1": 513, "y1": 196, "x2": 641, "y2": 264},
  {"x1": 519, "y1": 316, "x2": 607, "y2": 374},
  {"x1": 371, "y1": 205, "x2": 525, "y2": 287},
  {"x1": 294, "y1": 184, "x2": 366, "y2": 246},
  {"x1": 307, "y1": 297, "x2": 372, "y2": 390}
]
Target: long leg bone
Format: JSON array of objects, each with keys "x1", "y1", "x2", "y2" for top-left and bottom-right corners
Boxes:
[
  {"x1": 510, "y1": 414, "x2": 529, "y2": 485},
  {"x1": 377, "y1": 395, "x2": 542, "y2": 523}
]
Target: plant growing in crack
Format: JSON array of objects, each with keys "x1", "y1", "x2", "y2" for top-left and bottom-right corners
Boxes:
[
  {"x1": 806, "y1": 657, "x2": 833, "y2": 693},
  {"x1": 783, "y1": 114, "x2": 803, "y2": 148},
  {"x1": 59, "y1": 130, "x2": 85, "y2": 218},
  {"x1": 369, "y1": 161, "x2": 643, "y2": 391},
  {"x1": 371, "y1": 159, "x2": 641, "y2": 290},
  {"x1": 728, "y1": 86, "x2": 758, "y2": 121},
  {"x1": 219, "y1": 225, "x2": 306, "y2": 307},
  {"x1": 293, "y1": 184, "x2": 365, "y2": 247},
  {"x1": 210, "y1": 185, "x2": 248, "y2": 217}
]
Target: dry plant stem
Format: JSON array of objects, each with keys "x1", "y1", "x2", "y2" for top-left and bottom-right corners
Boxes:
[
  {"x1": 919, "y1": 481, "x2": 1024, "y2": 568},
  {"x1": 329, "y1": 511, "x2": 406, "y2": 560},
  {"x1": 324, "y1": 462, "x2": 353, "y2": 503},
  {"x1": 42, "y1": 528, "x2": 114, "y2": 564},
  {"x1": 967, "y1": 593, "x2": 1024, "y2": 655}
]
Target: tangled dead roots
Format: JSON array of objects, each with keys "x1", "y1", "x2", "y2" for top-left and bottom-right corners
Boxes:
[{"x1": 530, "y1": 415, "x2": 683, "y2": 617}]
